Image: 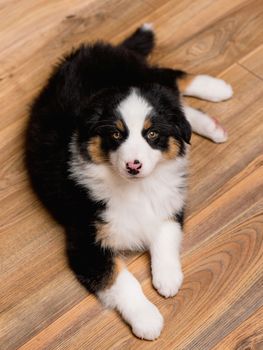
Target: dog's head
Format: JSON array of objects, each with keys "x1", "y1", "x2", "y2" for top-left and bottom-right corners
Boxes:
[{"x1": 76, "y1": 85, "x2": 191, "y2": 180}]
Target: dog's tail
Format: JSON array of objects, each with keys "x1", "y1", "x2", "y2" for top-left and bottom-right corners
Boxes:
[{"x1": 119, "y1": 23, "x2": 155, "y2": 58}]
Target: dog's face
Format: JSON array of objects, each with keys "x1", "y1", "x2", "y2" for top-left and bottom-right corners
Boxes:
[{"x1": 77, "y1": 85, "x2": 191, "y2": 180}]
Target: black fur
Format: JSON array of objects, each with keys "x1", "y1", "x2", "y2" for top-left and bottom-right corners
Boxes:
[
  {"x1": 25, "y1": 25, "x2": 190, "y2": 293},
  {"x1": 119, "y1": 25, "x2": 155, "y2": 57},
  {"x1": 175, "y1": 209, "x2": 185, "y2": 228}
]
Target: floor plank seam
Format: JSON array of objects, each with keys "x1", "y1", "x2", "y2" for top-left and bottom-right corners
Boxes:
[{"x1": 237, "y1": 62, "x2": 263, "y2": 81}]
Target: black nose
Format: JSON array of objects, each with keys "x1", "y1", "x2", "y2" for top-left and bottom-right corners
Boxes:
[{"x1": 127, "y1": 169, "x2": 139, "y2": 175}]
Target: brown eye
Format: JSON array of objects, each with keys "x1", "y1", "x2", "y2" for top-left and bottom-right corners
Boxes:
[
  {"x1": 112, "y1": 131, "x2": 122, "y2": 140},
  {"x1": 147, "y1": 131, "x2": 159, "y2": 140}
]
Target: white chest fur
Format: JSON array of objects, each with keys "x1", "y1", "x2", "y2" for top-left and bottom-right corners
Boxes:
[{"x1": 69, "y1": 145, "x2": 188, "y2": 251}]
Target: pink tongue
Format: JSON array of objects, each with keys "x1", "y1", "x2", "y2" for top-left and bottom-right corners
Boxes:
[{"x1": 127, "y1": 162, "x2": 140, "y2": 170}]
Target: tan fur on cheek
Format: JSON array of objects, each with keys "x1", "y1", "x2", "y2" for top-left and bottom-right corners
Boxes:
[
  {"x1": 163, "y1": 137, "x2": 180, "y2": 160},
  {"x1": 87, "y1": 136, "x2": 105, "y2": 163}
]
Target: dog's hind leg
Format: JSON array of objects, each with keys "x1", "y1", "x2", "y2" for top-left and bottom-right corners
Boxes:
[
  {"x1": 183, "y1": 105, "x2": 228, "y2": 143},
  {"x1": 177, "y1": 74, "x2": 233, "y2": 102}
]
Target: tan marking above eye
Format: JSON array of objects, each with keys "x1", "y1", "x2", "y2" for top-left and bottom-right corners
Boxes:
[
  {"x1": 115, "y1": 119, "x2": 125, "y2": 131},
  {"x1": 143, "y1": 117, "x2": 152, "y2": 130},
  {"x1": 147, "y1": 130, "x2": 159, "y2": 140}
]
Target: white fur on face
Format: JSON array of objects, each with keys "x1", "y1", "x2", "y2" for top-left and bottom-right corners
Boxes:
[{"x1": 110, "y1": 89, "x2": 162, "y2": 179}]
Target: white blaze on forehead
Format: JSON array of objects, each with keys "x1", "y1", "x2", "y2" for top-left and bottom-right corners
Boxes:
[
  {"x1": 113, "y1": 88, "x2": 161, "y2": 177},
  {"x1": 117, "y1": 88, "x2": 152, "y2": 133}
]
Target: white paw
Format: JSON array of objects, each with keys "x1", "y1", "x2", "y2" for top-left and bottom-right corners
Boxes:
[
  {"x1": 130, "y1": 300, "x2": 164, "y2": 340},
  {"x1": 153, "y1": 265, "x2": 184, "y2": 298},
  {"x1": 207, "y1": 117, "x2": 228, "y2": 143},
  {"x1": 185, "y1": 75, "x2": 233, "y2": 102},
  {"x1": 203, "y1": 77, "x2": 233, "y2": 102}
]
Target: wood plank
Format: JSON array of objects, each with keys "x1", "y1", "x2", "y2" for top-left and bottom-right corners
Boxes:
[
  {"x1": 0, "y1": 0, "x2": 155, "y2": 130},
  {"x1": 212, "y1": 307, "x2": 263, "y2": 349},
  {"x1": 239, "y1": 44, "x2": 263, "y2": 79},
  {"x1": 159, "y1": 0, "x2": 263, "y2": 74},
  {"x1": 184, "y1": 154, "x2": 263, "y2": 252}
]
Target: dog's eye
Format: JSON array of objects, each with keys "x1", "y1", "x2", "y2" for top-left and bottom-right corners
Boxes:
[
  {"x1": 112, "y1": 131, "x2": 122, "y2": 140},
  {"x1": 147, "y1": 131, "x2": 159, "y2": 140}
]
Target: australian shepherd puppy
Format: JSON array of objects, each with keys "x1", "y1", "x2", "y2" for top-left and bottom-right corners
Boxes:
[{"x1": 26, "y1": 24, "x2": 233, "y2": 340}]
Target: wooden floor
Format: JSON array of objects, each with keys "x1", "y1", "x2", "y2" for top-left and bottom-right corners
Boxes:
[{"x1": 0, "y1": 0, "x2": 263, "y2": 349}]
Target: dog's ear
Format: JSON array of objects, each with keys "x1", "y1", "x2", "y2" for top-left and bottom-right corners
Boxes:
[
  {"x1": 77, "y1": 106, "x2": 103, "y2": 139},
  {"x1": 181, "y1": 118, "x2": 192, "y2": 144},
  {"x1": 175, "y1": 117, "x2": 192, "y2": 145}
]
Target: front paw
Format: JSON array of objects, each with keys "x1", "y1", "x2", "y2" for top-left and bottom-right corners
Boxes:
[
  {"x1": 152, "y1": 264, "x2": 184, "y2": 298},
  {"x1": 129, "y1": 300, "x2": 164, "y2": 340}
]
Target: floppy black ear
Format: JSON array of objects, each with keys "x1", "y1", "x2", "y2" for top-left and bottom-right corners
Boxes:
[
  {"x1": 76, "y1": 96, "x2": 103, "y2": 132},
  {"x1": 181, "y1": 118, "x2": 192, "y2": 144},
  {"x1": 175, "y1": 116, "x2": 192, "y2": 145}
]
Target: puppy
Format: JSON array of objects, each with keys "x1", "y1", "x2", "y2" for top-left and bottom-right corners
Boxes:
[{"x1": 25, "y1": 24, "x2": 233, "y2": 340}]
